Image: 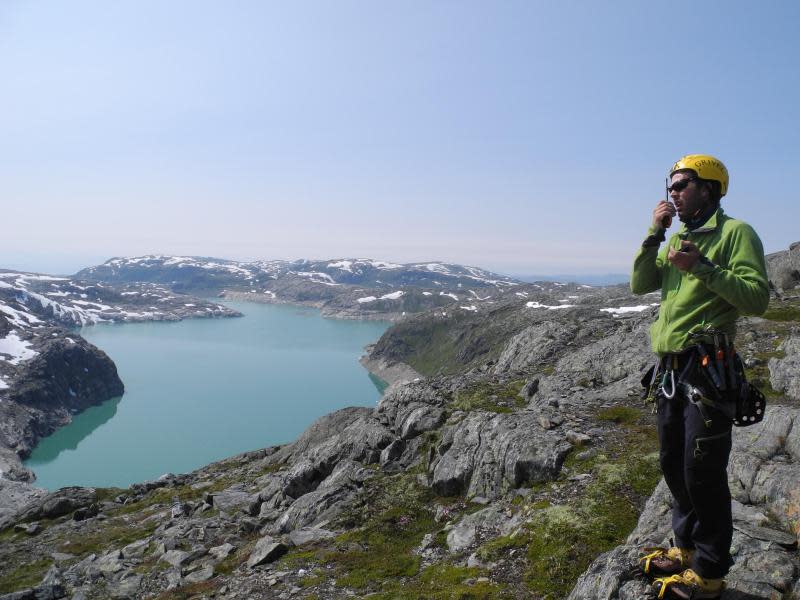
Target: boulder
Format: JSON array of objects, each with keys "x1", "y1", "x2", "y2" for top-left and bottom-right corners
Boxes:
[
  {"x1": 430, "y1": 411, "x2": 571, "y2": 499},
  {"x1": 770, "y1": 335, "x2": 800, "y2": 401},
  {"x1": 108, "y1": 573, "x2": 142, "y2": 599},
  {"x1": 247, "y1": 536, "x2": 288, "y2": 568}
]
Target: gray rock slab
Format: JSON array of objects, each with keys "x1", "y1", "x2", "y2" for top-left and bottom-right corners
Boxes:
[
  {"x1": 430, "y1": 411, "x2": 571, "y2": 499},
  {"x1": 159, "y1": 550, "x2": 191, "y2": 568},
  {"x1": 96, "y1": 550, "x2": 123, "y2": 575},
  {"x1": 733, "y1": 521, "x2": 797, "y2": 548},
  {"x1": 770, "y1": 335, "x2": 800, "y2": 401},
  {"x1": 247, "y1": 536, "x2": 288, "y2": 568},
  {"x1": 121, "y1": 538, "x2": 150, "y2": 559},
  {"x1": 288, "y1": 528, "x2": 336, "y2": 546},
  {"x1": 183, "y1": 566, "x2": 214, "y2": 584},
  {"x1": 212, "y1": 488, "x2": 253, "y2": 514},
  {"x1": 108, "y1": 573, "x2": 142, "y2": 599},
  {"x1": 209, "y1": 543, "x2": 236, "y2": 560},
  {"x1": 446, "y1": 505, "x2": 524, "y2": 554}
]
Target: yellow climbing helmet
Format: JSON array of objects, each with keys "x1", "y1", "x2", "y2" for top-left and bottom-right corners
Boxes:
[{"x1": 670, "y1": 154, "x2": 729, "y2": 197}]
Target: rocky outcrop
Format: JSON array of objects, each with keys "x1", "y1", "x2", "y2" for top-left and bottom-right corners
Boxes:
[
  {"x1": 358, "y1": 351, "x2": 423, "y2": 386},
  {"x1": 0, "y1": 330, "x2": 124, "y2": 485},
  {"x1": 766, "y1": 241, "x2": 800, "y2": 291},
  {"x1": 429, "y1": 410, "x2": 571, "y2": 499},
  {"x1": 569, "y1": 407, "x2": 800, "y2": 600},
  {"x1": 770, "y1": 334, "x2": 800, "y2": 400}
]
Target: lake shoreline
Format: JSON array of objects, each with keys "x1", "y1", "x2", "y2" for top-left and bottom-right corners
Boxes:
[{"x1": 20, "y1": 301, "x2": 390, "y2": 492}]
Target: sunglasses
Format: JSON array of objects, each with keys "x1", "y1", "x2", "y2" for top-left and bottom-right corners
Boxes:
[{"x1": 667, "y1": 177, "x2": 697, "y2": 193}]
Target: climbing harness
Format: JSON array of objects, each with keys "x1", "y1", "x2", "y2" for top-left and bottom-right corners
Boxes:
[{"x1": 641, "y1": 328, "x2": 766, "y2": 428}]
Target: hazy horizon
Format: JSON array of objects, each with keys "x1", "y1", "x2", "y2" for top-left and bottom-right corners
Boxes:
[{"x1": 1, "y1": 251, "x2": 631, "y2": 284}]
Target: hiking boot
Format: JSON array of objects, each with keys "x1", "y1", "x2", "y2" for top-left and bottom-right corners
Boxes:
[
  {"x1": 652, "y1": 569, "x2": 725, "y2": 599},
  {"x1": 640, "y1": 546, "x2": 694, "y2": 577}
]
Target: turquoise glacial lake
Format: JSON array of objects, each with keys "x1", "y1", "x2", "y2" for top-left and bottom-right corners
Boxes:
[{"x1": 24, "y1": 301, "x2": 389, "y2": 490}]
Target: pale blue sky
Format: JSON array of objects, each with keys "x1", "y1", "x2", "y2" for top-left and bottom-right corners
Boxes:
[{"x1": 2, "y1": 1, "x2": 798, "y2": 276}]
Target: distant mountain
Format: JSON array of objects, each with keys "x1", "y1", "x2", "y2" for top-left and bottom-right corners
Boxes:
[
  {"x1": 76, "y1": 255, "x2": 521, "y2": 291},
  {"x1": 75, "y1": 255, "x2": 531, "y2": 320}
]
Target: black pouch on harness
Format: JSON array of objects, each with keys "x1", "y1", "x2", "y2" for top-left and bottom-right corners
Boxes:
[
  {"x1": 724, "y1": 352, "x2": 767, "y2": 427},
  {"x1": 733, "y1": 379, "x2": 767, "y2": 427}
]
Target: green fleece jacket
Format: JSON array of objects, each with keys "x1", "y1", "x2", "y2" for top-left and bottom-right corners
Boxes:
[{"x1": 631, "y1": 207, "x2": 769, "y2": 356}]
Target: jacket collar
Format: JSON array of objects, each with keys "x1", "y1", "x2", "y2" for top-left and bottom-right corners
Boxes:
[{"x1": 679, "y1": 207, "x2": 723, "y2": 235}]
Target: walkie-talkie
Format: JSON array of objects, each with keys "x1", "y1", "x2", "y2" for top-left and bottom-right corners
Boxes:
[{"x1": 662, "y1": 178, "x2": 673, "y2": 229}]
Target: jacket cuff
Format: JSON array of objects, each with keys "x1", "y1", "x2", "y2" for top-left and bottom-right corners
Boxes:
[
  {"x1": 690, "y1": 255, "x2": 717, "y2": 279},
  {"x1": 642, "y1": 225, "x2": 666, "y2": 248}
]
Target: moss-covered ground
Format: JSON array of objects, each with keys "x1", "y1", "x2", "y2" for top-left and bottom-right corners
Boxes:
[
  {"x1": 478, "y1": 405, "x2": 660, "y2": 599},
  {"x1": 277, "y1": 471, "x2": 508, "y2": 598},
  {"x1": 451, "y1": 380, "x2": 527, "y2": 414},
  {"x1": 0, "y1": 558, "x2": 53, "y2": 594}
]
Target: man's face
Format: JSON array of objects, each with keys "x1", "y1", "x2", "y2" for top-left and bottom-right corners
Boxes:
[{"x1": 669, "y1": 172, "x2": 709, "y2": 223}]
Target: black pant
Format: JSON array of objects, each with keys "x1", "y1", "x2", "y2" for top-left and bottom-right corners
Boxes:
[{"x1": 657, "y1": 383, "x2": 734, "y2": 579}]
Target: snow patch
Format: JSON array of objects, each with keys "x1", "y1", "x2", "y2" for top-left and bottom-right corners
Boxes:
[
  {"x1": 357, "y1": 290, "x2": 404, "y2": 304},
  {"x1": 328, "y1": 260, "x2": 353, "y2": 272},
  {"x1": 600, "y1": 303, "x2": 659, "y2": 316},
  {"x1": 440, "y1": 292, "x2": 458, "y2": 301},
  {"x1": 0, "y1": 304, "x2": 42, "y2": 328},
  {"x1": 460, "y1": 305, "x2": 478, "y2": 312},
  {"x1": 526, "y1": 301, "x2": 574, "y2": 310},
  {"x1": 468, "y1": 290, "x2": 491, "y2": 301},
  {"x1": 295, "y1": 271, "x2": 340, "y2": 285},
  {"x1": 380, "y1": 291, "x2": 404, "y2": 300},
  {"x1": 0, "y1": 332, "x2": 38, "y2": 365}
]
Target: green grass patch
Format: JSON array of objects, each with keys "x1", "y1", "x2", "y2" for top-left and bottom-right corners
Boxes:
[
  {"x1": 0, "y1": 558, "x2": 52, "y2": 594},
  {"x1": 299, "y1": 569, "x2": 327, "y2": 588},
  {"x1": 57, "y1": 518, "x2": 158, "y2": 557},
  {"x1": 363, "y1": 564, "x2": 506, "y2": 599},
  {"x1": 280, "y1": 472, "x2": 492, "y2": 595},
  {"x1": 153, "y1": 580, "x2": 220, "y2": 599},
  {"x1": 451, "y1": 380, "x2": 527, "y2": 414},
  {"x1": 597, "y1": 405, "x2": 641, "y2": 424},
  {"x1": 762, "y1": 303, "x2": 800, "y2": 322},
  {"x1": 405, "y1": 322, "x2": 463, "y2": 376},
  {"x1": 747, "y1": 349, "x2": 787, "y2": 399}
]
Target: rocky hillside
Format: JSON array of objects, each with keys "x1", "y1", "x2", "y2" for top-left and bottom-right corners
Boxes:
[{"x1": 0, "y1": 244, "x2": 798, "y2": 599}]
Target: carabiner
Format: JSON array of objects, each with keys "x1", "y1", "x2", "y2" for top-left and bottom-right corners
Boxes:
[{"x1": 661, "y1": 369, "x2": 676, "y2": 400}]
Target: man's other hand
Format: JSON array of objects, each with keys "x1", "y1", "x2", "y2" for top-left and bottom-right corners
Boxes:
[{"x1": 668, "y1": 240, "x2": 700, "y2": 271}]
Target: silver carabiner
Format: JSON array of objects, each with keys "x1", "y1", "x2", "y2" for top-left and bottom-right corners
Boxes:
[{"x1": 662, "y1": 369, "x2": 676, "y2": 399}]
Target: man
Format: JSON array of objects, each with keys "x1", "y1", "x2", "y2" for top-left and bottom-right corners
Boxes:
[{"x1": 630, "y1": 154, "x2": 769, "y2": 599}]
